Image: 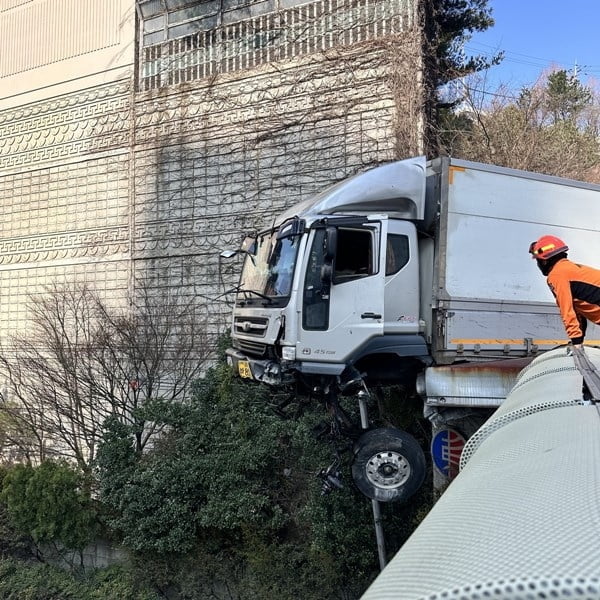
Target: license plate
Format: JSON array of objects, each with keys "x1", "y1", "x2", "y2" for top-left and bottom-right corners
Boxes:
[{"x1": 238, "y1": 360, "x2": 252, "y2": 379}]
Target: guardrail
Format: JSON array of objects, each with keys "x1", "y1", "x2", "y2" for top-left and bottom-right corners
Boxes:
[{"x1": 362, "y1": 346, "x2": 600, "y2": 599}]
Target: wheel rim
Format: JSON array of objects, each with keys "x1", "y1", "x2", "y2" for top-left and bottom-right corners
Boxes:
[{"x1": 365, "y1": 451, "x2": 411, "y2": 489}]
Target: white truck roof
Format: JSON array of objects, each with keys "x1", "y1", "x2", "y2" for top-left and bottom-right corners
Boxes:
[{"x1": 276, "y1": 156, "x2": 427, "y2": 225}]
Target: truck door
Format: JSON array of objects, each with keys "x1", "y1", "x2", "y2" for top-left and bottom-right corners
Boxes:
[{"x1": 299, "y1": 217, "x2": 387, "y2": 365}]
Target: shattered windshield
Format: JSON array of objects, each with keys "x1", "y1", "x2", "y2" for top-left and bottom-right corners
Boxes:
[{"x1": 238, "y1": 228, "x2": 301, "y2": 303}]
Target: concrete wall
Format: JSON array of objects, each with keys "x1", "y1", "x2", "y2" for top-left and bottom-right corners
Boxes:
[
  {"x1": 0, "y1": 0, "x2": 422, "y2": 345},
  {"x1": 0, "y1": 0, "x2": 135, "y2": 337}
]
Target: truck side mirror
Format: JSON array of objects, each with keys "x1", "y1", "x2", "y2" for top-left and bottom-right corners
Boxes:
[
  {"x1": 220, "y1": 247, "x2": 256, "y2": 266},
  {"x1": 221, "y1": 235, "x2": 257, "y2": 260},
  {"x1": 324, "y1": 227, "x2": 337, "y2": 262}
]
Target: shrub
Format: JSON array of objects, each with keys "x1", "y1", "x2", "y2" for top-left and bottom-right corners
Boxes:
[
  {"x1": 1, "y1": 461, "x2": 97, "y2": 551},
  {"x1": 0, "y1": 560, "x2": 160, "y2": 600},
  {"x1": 96, "y1": 363, "x2": 433, "y2": 598}
]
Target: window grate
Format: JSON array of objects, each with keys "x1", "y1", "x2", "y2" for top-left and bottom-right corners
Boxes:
[{"x1": 140, "y1": 0, "x2": 416, "y2": 91}]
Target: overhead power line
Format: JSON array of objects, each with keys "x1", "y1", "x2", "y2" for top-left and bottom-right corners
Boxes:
[{"x1": 465, "y1": 42, "x2": 600, "y2": 77}]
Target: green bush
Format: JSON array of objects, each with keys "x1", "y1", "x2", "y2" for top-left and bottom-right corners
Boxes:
[
  {"x1": 0, "y1": 467, "x2": 30, "y2": 560},
  {"x1": 1, "y1": 461, "x2": 97, "y2": 550},
  {"x1": 96, "y1": 364, "x2": 329, "y2": 552},
  {"x1": 88, "y1": 565, "x2": 162, "y2": 600},
  {"x1": 0, "y1": 560, "x2": 160, "y2": 600},
  {"x1": 95, "y1": 363, "x2": 433, "y2": 598}
]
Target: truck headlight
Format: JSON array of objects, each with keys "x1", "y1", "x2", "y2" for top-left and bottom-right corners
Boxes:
[{"x1": 281, "y1": 346, "x2": 296, "y2": 361}]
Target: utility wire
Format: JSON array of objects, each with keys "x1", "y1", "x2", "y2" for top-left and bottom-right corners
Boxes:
[{"x1": 465, "y1": 42, "x2": 600, "y2": 77}]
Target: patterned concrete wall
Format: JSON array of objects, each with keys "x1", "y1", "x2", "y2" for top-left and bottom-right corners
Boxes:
[
  {"x1": 0, "y1": 0, "x2": 134, "y2": 338},
  {"x1": 0, "y1": 0, "x2": 422, "y2": 347},
  {"x1": 133, "y1": 49, "x2": 412, "y2": 336}
]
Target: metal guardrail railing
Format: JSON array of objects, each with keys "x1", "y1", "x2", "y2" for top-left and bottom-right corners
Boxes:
[{"x1": 362, "y1": 346, "x2": 600, "y2": 599}]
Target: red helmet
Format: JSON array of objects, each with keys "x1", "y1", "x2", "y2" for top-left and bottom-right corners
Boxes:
[{"x1": 529, "y1": 235, "x2": 569, "y2": 260}]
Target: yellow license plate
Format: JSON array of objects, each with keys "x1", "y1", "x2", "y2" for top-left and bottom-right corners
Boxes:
[{"x1": 238, "y1": 360, "x2": 252, "y2": 379}]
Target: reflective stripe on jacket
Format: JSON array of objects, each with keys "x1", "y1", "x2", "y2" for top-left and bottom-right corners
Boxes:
[{"x1": 546, "y1": 258, "x2": 600, "y2": 343}]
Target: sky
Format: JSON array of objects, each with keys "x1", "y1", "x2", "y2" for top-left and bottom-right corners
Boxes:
[{"x1": 465, "y1": 0, "x2": 600, "y2": 92}]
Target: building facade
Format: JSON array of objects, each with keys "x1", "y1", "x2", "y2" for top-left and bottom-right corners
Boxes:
[{"x1": 0, "y1": 0, "x2": 423, "y2": 346}]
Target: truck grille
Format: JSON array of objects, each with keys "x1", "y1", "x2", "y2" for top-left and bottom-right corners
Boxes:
[
  {"x1": 234, "y1": 316, "x2": 268, "y2": 338},
  {"x1": 236, "y1": 339, "x2": 268, "y2": 357}
]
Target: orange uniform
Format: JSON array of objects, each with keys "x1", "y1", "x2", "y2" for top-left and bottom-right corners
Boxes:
[{"x1": 546, "y1": 258, "x2": 600, "y2": 344}]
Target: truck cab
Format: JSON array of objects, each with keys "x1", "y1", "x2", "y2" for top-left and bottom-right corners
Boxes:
[{"x1": 225, "y1": 157, "x2": 431, "y2": 392}]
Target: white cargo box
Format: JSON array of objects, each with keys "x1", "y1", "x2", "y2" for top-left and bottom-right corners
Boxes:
[{"x1": 432, "y1": 158, "x2": 600, "y2": 361}]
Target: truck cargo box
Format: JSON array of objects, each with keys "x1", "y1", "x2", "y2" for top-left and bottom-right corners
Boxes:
[{"x1": 431, "y1": 158, "x2": 600, "y2": 363}]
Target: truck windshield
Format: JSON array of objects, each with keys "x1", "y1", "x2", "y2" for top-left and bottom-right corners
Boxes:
[{"x1": 238, "y1": 229, "x2": 301, "y2": 304}]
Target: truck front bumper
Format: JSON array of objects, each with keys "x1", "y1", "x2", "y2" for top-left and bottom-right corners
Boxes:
[
  {"x1": 225, "y1": 348, "x2": 347, "y2": 386},
  {"x1": 225, "y1": 348, "x2": 292, "y2": 386}
]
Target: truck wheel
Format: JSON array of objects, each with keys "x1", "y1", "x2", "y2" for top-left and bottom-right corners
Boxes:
[{"x1": 351, "y1": 428, "x2": 426, "y2": 503}]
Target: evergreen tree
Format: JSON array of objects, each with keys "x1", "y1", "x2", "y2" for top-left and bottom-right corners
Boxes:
[
  {"x1": 545, "y1": 69, "x2": 592, "y2": 124},
  {"x1": 422, "y1": 0, "x2": 502, "y2": 153}
]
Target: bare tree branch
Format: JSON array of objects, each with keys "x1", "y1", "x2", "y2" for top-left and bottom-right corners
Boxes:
[{"x1": 0, "y1": 281, "x2": 210, "y2": 472}]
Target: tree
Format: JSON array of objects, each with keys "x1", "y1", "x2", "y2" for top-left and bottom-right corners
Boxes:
[
  {"x1": 436, "y1": 70, "x2": 600, "y2": 182},
  {"x1": 424, "y1": 0, "x2": 500, "y2": 83},
  {"x1": 0, "y1": 281, "x2": 210, "y2": 475},
  {"x1": 421, "y1": 0, "x2": 502, "y2": 153},
  {"x1": 546, "y1": 69, "x2": 593, "y2": 124}
]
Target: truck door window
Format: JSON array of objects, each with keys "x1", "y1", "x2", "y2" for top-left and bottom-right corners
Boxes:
[
  {"x1": 333, "y1": 228, "x2": 374, "y2": 283},
  {"x1": 386, "y1": 234, "x2": 410, "y2": 276},
  {"x1": 303, "y1": 229, "x2": 330, "y2": 330}
]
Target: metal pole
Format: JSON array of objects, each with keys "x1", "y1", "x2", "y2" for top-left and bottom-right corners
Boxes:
[
  {"x1": 358, "y1": 390, "x2": 388, "y2": 571},
  {"x1": 358, "y1": 392, "x2": 370, "y2": 429},
  {"x1": 372, "y1": 498, "x2": 388, "y2": 571}
]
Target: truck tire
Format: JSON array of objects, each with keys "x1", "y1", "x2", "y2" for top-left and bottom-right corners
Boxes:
[{"x1": 351, "y1": 427, "x2": 426, "y2": 503}]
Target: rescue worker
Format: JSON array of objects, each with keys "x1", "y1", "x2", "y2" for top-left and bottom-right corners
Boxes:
[{"x1": 529, "y1": 235, "x2": 600, "y2": 347}]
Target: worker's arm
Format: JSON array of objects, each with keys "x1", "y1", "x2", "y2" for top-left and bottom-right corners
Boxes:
[{"x1": 548, "y1": 274, "x2": 584, "y2": 344}]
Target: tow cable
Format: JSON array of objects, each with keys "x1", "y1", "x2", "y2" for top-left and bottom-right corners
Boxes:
[{"x1": 570, "y1": 346, "x2": 600, "y2": 411}]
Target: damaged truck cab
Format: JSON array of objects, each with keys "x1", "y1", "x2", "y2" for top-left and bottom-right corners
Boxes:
[{"x1": 227, "y1": 157, "x2": 430, "y2": 389}]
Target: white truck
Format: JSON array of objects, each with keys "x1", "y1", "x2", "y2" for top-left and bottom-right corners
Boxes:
[{"x1": 222, "y1": 156, "x2": 600, "y2": 502}]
